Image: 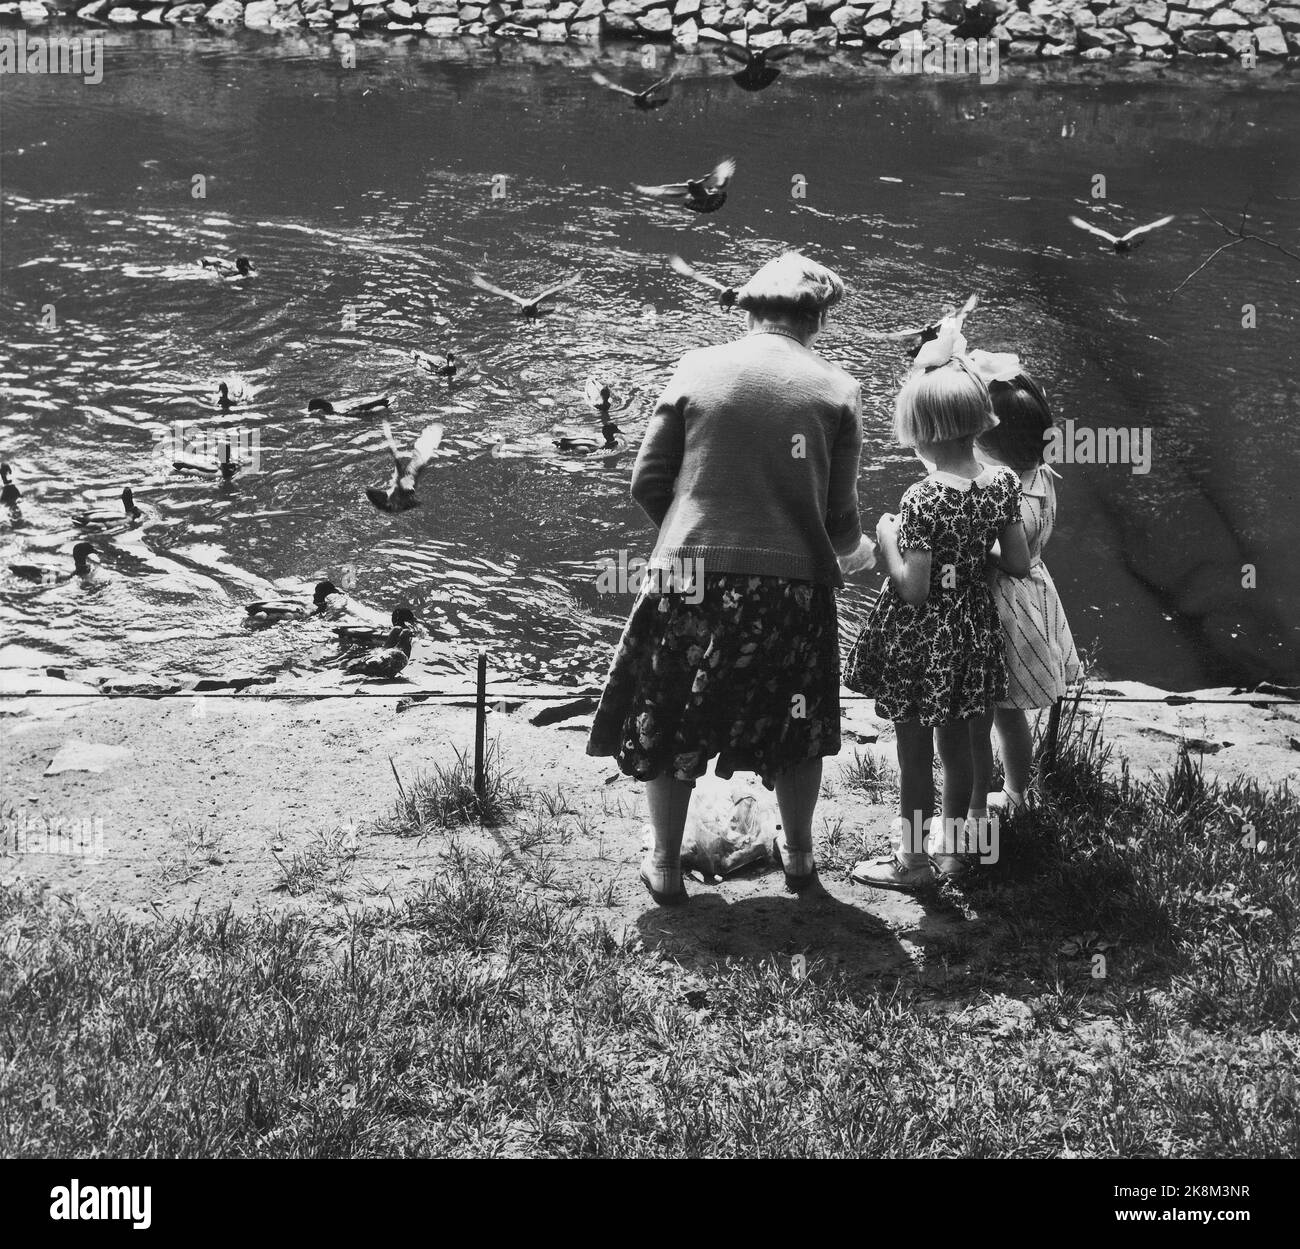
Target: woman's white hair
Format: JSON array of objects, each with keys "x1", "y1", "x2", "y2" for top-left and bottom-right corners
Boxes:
[{"x1": 736, "y1": 252, "x2": 845, "y2": 320}]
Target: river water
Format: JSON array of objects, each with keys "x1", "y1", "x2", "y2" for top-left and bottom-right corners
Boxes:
[{"x1": 2, "y1": 30, "x2": 1298, "y2": 689}]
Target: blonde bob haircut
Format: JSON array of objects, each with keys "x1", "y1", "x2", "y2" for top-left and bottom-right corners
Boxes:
[
  {"x1": 893, "y1": 358, "x2": 998, "y2": 449},
  {"x1": 736, "y1": 252, "x2": 845, "y2": 330}
]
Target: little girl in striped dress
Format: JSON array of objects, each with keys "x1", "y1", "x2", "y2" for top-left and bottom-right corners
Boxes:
[{"x1": 975, "y1": 367, "x2": 1081, "y2": 810}]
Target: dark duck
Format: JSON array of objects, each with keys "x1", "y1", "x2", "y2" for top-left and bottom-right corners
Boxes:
[
  {"x1": 200, "y1": 255, "x2": 255, "y2": 279},
  {"x1": 307, "y1": 394, "x2": 390, "y2": 417},
  {"x1": 333, "y1": 606, "x2": 418, "y2": 656},
  {"x1": 554, "y1": 422, "x2": 623, "y2": 454},
  {"x1": 1, "y1": 463, "x2": 21, "y2": 508},
  {"x1": 341, "y1": 626, "x2": 413, "y2": 679},
  {"x1": 412, "y1": 349, "x2": 456, "y2": 380},
  {"x1": 8, "y1": 541, "x2": 97, "y2": 585},
  {"x1": 73, "y1": 487, "x2": 145, "y2": 531},
  {"x1": 245, "y1": 579, "x2": 345, "y2": 623}
]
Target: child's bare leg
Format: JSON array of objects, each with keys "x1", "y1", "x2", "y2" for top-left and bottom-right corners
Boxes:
[
  {"x1": 992, "y1": 706, "x2": 1033, "y2": 800},
  {"x1": 850, "y1": 720, "x2": 935, "y2": 890},
  {"x1": 966, "y1": 709, "x2": 995, "y2": 816},
  {"x1": 894, "y1": 719, "x2": 933, "y2": 861},
  {"x1": 935, "y1": 721, "x2": 972, "y2": 830}
]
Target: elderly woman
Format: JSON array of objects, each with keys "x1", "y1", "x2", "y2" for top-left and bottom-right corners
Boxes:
[{"x1": 587, "y1": 253, "x2": 876, "y2": 905}]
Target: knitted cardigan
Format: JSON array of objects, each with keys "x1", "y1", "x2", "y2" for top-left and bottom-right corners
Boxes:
[{"x1": 630, "y1": 332, "x2": 864, "y2": 588}]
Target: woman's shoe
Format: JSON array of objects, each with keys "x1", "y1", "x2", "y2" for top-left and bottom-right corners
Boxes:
[
  {"x1": 850, "y1": 854, "x2": 934, "y2": 892},
  {"x1": 639, "y1": 856, "x2": 688, "y2": 907},
  {"x1": 770, "y1": 833, "x2": 825, "y2": 895}
]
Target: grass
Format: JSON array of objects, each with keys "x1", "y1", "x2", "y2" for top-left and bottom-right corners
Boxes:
[
  {"x1": 371, "y1": 740, "x2": 527, "y2": 837},
  {"x1": 1, "y1": 714, "x2": 1296, "y2": 1158}
]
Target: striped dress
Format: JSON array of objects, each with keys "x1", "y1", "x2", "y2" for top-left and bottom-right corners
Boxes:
[{"x1": 991, "y1": 463, "x2": 1081, "y2": 709}]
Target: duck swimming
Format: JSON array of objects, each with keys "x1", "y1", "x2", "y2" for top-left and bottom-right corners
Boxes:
[
  {"x1": 635, "y1": 157, "x2": 735, "y2": 215},
  {"x1": 333, "y1": 605, "x2": 418, "y2": 655},
  {"x1": 307, "y1": 394, "x2": 390, "y2": 417},
  {"x1": 8, "y1": 541, "x2": 96, "y2": 585},
  {"x1": 717, "y1": 42, "x2": 796, "y2": 92},
  {"x1": 342, "y1": 626, "x2": 413, "y2": 679},
  {"x1": 1068, "y1": 214, "x2": 1175, "y2": 253},
  {"x1": 365, "y1": 420, "x2": 444, "y2": 513},
  {"x1": 590, "y1": 69, "x2": 678, "y2": 110},
  {"x1": 554, "y1": 423, "x2": 623, "y2": 454},
  {"x1": 214, "y1": 377, "x2": 260, "y2": 410},
  {"x1": 200, "y1": 255, "x2": 255, "y2": 279},
  {"x1": 668, "y1": 254, "x2": 738, "y2": 309},
  {"x1": 583, "y1": 374, "x2": 624, "y2": 414},
  {"x1": 73, "y1": 487, "x2": 145, "y2": 530},
  {"x1": 173, "y1": 441, "x2": 243, "y2": 480},
  {"x1": 413, "y1": 349, "x2": 456, "y2": 380},
  {"x1": 1, "y1": 463, "x2": 20, "y2": 507},
  {"x1": 245, "y1": 579, "x2": 343, "y2": 623},
  {"x1": 471, "y1": 272, "x2": 581, "y2": 319}
]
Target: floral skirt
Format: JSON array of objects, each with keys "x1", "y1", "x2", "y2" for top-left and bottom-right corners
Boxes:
[{"x1": 586, "y1": 573, "x2": 841, "y2": 787}]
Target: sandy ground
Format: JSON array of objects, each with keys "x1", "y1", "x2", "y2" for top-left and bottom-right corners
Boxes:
[{"x1": 2, "y1": 667, "x2": 1295, "y2": 981}]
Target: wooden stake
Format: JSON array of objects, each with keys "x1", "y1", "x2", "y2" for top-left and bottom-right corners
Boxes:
[{"x1": 473, "y1": 649, "x2": 487, "y2": 800}]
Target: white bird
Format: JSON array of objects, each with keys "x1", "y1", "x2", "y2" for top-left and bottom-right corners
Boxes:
[
  {"x1": 365, "y1": 420, "x2": 444, "y2": 513},
  {"x1": 668, "y1": 254, "x2": 737, "y2": 309},
  {"x1": 471, "y1": 272, "x2": 580, "y2": 318},
  {"x1": 1068, "y1": 214, "x2": 1175, "y2": 252}
]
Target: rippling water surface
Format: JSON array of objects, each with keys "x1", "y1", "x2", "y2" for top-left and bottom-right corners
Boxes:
[{"x1": 2, "y1": 32, "x2": 1298, "y2": 689}]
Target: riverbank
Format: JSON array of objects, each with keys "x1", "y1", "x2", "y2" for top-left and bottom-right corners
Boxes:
[
  {"x1": 3, "y1": 0, "x2": 1299, "y2": 63},
  {"x1": 2, "y1": 660, "x2": 1294, "y2": 925},
  {"x1": 2, "y1": 663, "x2": 1296, "y2": 1157}
]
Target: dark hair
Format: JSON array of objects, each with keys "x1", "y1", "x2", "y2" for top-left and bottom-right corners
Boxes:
[{"x1": 977, "y1": 371, "x2": 1053, "y2": 471}]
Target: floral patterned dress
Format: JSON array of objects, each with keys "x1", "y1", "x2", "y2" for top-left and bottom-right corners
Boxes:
[
  {"x1": 844, "y1": 467, "x2": 1022, "y2": 725},
  {"x1": 586, "y1": 573, "x2": 841, "y2": 787}
]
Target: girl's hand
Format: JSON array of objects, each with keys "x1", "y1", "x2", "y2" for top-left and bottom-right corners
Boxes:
[
  {"x1": 876, "y1": 513, "x2": 899, "y2": 547},
  {"x1": 838, "y1": 535, "x2": 878, "y2": 576}
]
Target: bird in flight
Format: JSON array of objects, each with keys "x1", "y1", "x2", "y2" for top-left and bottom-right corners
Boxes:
[
  {"x1": 668, "y1": 254, "x2": 738, "y2": 309},
  {"x1": 634, "y1": 158, "x2": 736, "y2": 215},
  {"x1": 471, "y1": 272, "x2": 581, "y2": 318},
  {"x1": 1068, "y1": 214, "x2": 1175, "y2": 253},
  {"x1": 365, "y1": 420, "x2": 444, "y2": 513},
  {"x1": 590, "y1": 69, "x2": 679, "y2": 110},
  {"x1": 717, "y1": 42, "x2": 797, "y2": 92}
]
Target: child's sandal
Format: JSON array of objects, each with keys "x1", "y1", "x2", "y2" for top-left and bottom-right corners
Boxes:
[{"x1": 850, "y1": 854, "x2": 935, "y2": 893}]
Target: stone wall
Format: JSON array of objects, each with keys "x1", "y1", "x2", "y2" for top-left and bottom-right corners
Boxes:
[{"x1": 2, "y1": 0, "x2": 1298, "y2": 60}]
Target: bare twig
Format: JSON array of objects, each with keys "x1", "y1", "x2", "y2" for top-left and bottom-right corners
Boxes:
[{"x1": 1169, "y1": 202, "x2": 1300, "y2": 299}]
